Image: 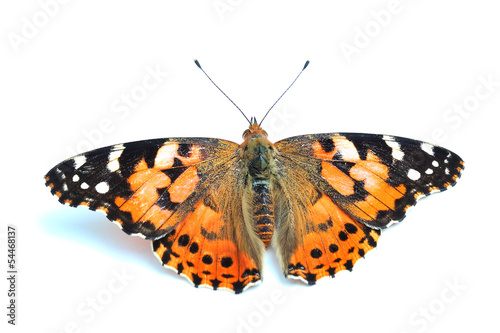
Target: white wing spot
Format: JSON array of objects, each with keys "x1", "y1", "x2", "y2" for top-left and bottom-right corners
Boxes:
[
  {"x1": 392, "y1": 149, "x2": 404, "y2": 160},
  {"x1": 432, "y1": 160, "x2": 439, "y2": 167},
  {"x1": 62, "y1": 183, "x2": 69, "y2": 191},
  {"x1": 383, "y1": 136, "x2": 404, "y2": 160},
  {"x1": 445, "y1": 168, "x2": 450, "y2": 175},
  {"x1": 81, "y1": 182, "x2": 90, "y2": 190},
  {"x1": 107, "y1": 160, "x2": 120, "y2": 172},
  {"x1": 72, "y1": 174, "x2": 80, "y2": 182},
  {"x1": 421, "y1": 143, "x2": 434, "y2": 156},
  {"x1": 425, "y1": 168, "x2": 433, "y2": 175},
  {"x1": 95, "y1": 182, "x2": 110, "y2": 194},
  {"x1": 408, "y1": 169, "x2": 421, "y2": 180},
  {"x1": 73, "y1": 155, "x2": 86, "y2": 169},
  {"x1": 107, "y1": 148, "x2": 124, "y2": 172}
]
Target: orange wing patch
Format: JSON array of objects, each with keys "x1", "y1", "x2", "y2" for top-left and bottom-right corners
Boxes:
[
  {"x1": 320, "y1": 161, "x2": 355, "y2": 196},
  {"x1": 168, "y1": 166, "x2": 200, "y2": 203},
  {"x1": 348, "y1": 162, "x2": 406, "y2": 219},
  {"x1": 112, "y1": 143, "x2": 206, "y2": 235},
  {"x1": 114, "y1": 166, "x2": 198, "y2": 233},
  {"x1": 321, "y1": 159, "x2": 406, "y2": 221},
  {"x1": 287, "y1": 194, "x2": 380, "y2": 284},
  {"x1": 153, "y1": 200, "x2": 261, "y2": 294}
]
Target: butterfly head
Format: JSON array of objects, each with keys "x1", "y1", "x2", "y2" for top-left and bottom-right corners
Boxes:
[
  {"x1": 240, "y1": 117, "x2": 275, "y2": 177},
  {"x1": 242, "y1": 117, "x2": 268, "y2": 139}
]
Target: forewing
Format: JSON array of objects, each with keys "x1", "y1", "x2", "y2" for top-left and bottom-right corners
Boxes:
[
  {"x1": 275, "y1": 133, "x2": 464, "y2": 229},
  {"x1": 45, "y1": 137, "x2": 239, "y2": 239}
]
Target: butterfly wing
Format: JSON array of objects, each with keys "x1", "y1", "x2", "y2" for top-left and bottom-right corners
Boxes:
[
  {"x1": 152, "y1": 167, "x2": 265, "y2": 293},
  {"x1": 45, "y1": 137, "x2": 237, "y2": 238},
  {"x1": 273, "y1": 133, "x2": 463, "y2": 283},
  {"x1": 276, "y1": 133, "x2": 463, "y2": 228},
  {"x1": 271, "y1": 160, "x2": 382, "y2": 284},
  {"x1": 45, "y1": 137, "x2": 265, "y2": 292}
]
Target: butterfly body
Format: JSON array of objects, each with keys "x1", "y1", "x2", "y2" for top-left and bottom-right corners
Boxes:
[
  {"x1": 46, "y1": 120, "x2": 463, "y2": 293},
  {"x1": 241, "y1": 121, "x2": 277, "y2": 247}
]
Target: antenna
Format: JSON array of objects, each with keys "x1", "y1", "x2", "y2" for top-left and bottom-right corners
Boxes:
[
  {"x1": 194, "y1": 60, "x2": 251, "y2": 124},
  {"x1": 259, "y1": 60, "x2": 309, "y2": 126}
]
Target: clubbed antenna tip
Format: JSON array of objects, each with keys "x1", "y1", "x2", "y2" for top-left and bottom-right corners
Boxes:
[
  {"x1": 194, "y1": 59, "x2": 251, "y2": 124},
  {"x1": 259, "y1": 60, "x2": 310, "y2": 126}
]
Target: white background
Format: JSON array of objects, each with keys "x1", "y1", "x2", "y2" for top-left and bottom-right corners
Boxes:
[{"x1": 1, "y1": 1, "x2": 499, "y2": 332}]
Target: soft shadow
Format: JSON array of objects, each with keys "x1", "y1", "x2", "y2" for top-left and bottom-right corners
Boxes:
[{"x1": 39, "y1": 208, "x2": 167, "y2": 275}]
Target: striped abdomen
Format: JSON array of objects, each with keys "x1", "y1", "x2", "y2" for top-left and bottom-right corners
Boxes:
[{"x1": 252, "y1": 180, "x2": 274, "y2": 247}]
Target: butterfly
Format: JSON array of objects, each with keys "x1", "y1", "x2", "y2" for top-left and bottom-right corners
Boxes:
[{"x1": 45, "y1": 61, "x2": 464, "y2": 293}]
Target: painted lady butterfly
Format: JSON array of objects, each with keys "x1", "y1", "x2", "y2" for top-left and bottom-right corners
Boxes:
[{"x1": 45, "y1": 61, "x2": 463, "y2": 293}]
